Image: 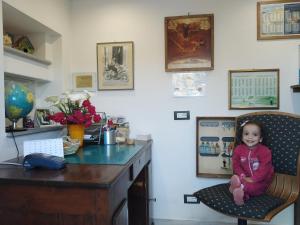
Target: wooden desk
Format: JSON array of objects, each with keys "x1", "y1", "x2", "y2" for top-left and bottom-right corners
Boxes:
[{"x1": 0, "y1": 141, "x2": 152, "y2": 225}]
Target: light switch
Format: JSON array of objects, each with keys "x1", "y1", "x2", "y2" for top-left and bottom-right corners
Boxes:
[{"x1": 174, "y1": 111, "x2": 190, "y2": 120}]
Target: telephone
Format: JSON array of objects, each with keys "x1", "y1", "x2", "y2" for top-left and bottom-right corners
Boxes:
[{"x1": 23, "y1": 153, "x2": 66, "y2": 170}]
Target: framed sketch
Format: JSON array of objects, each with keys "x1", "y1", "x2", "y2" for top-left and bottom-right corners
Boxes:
[
  {"x1": 196, "y1": 117, "x2": 236, "y2": 178},
  {"x1": 229, "y1": 69, "x2": 280, "y2": 110},
  {"x1": 97, "y1": 41, "x2": 134, "y2": 90},
  {"x1": 34, "y1": 109, "x2": 54, "y2": 127},
  {"x1": 72, "y1": 72, "x2": 97, "y2": 92},
  {"x1": 257, "y1": 0, "x2": 300, "y2": 40},
  {"x1": 165, "y1": 14, "x2": 214, "y2": 72}
]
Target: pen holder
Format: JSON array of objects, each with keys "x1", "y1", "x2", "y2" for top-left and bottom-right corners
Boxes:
[{"x1": 104, "y1": 130, "x2": 116, "y2": 145}]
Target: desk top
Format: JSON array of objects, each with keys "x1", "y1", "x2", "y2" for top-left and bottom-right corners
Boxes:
[
  {"x1": 0, "y1": 141, "x2": 151, "y2": 188},
  {"x1": 65, "y1": 144, "x2": 143, "y2": 165}
]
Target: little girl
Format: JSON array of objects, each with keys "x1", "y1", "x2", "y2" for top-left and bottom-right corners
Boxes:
[{"x1": 229, "y1": 120, "x2": 274, "y2": 205}]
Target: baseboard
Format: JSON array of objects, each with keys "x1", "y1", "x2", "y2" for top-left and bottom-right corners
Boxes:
[{"x1": 152, "y1": 218, "x2": 271, "y2": 225}]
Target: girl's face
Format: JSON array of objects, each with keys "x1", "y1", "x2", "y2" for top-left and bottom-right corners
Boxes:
[{"x1": 242, "y1": 124, "x2": 262, "y2": 148}]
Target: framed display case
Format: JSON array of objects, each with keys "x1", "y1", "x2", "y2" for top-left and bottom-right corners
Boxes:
[
  {"x1": 229, "y1": 69, "x2": 279, "y2": 110},
  {"x1": 196, "y1": 117, "x2": 236, "y2": 178},
  {"x1": 257, "y1": 0, "x2": 300, "y2": 40}
]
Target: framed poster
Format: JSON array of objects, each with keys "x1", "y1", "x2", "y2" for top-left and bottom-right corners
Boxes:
[
  {"x1": 196, "y1": 117, "x2": 236, "y2": 178},
  {"x1": 229, "y1": 69, "x2": 280, "y2": 110},
  {"x1": 165, "y1": 14, "x2": 214, "y2": 72},
  {"x1": 72, "y1": 72, "x2": 96, "y2": 92},
  {"x1": 257, "y1": 0, "x2": 300, "y2": 40},
  {"x1": 97, "y1": 41, "x2": 134, "y2": 90}
]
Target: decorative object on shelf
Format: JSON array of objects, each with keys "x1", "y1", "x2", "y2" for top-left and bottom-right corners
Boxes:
[
  {"x1": 3, "y1": 33, "x2": 13, "y2": 47},
  {"x1": 5, "y1": 81, "x2": 34, "y2": 131},
  {"x1": 72, "y1": 72, "x2": 97, "y2": 92},
  {"x1": 45, "y1": 91, "x2": 101, "y2": 147},
  {"x1": 13, "y1": 36, "x2": 34, "y2": 54},
  {"x1": 196, "y1": 117, "x2": 236, "y2": 178},
  {"x1": 257, "y1": 0, "x2": 300, "y2": 40},
  {"x1": 23, "y1": 116, "x2": 34, "y2": 128},
  {"x1": 34, "y1": 108, "x2": 54, "y2": 127},
  {"x1": 229, "y1": 69, "x2": 279, "y2": 109},
  {"x1": 97, "y1": 41, "x2": 134, "y2": 90},
  {"x1": 165, "y1": 14, "x2": 214, "y2": 72},
  {"x1": 63, "y1": 136, "x2": 80, "y2": 155}
]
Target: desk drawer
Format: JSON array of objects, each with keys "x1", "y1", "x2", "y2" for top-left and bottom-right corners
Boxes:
[{"x1": 130, "y1": 151, "x2": 145, "y2": 181}]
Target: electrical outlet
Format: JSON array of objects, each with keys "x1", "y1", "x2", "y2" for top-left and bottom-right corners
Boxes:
[{"x1": 184, "y1": 194, "x2": 200, "y2": 204}]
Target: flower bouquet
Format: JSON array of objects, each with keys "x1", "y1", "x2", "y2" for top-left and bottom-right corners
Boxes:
[
  {"x1": 45, "y1": 91, "x2": 101, "y2": 147},
  {"x1": 45, "y1": 91, "x2": 101, "y2": 128}
]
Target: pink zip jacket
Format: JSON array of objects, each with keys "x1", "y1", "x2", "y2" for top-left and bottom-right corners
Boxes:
[{"x1": 232, "y1": 143, "x2": 274, "y2": 184}]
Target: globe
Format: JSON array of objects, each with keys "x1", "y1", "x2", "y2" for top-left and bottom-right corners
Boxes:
[{"x1": 5, "y1": 82, "x2": 34, "y2": 130}]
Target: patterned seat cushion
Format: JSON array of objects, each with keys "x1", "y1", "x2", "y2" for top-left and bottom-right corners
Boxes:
[{"x1": 194, "y1": 183, "x2": 284, "y2": 220}]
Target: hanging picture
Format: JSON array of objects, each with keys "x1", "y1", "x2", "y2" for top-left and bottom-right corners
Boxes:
[
  {"x1": 196, "y1": 117, "x2": 236, "y2": 178},
  {"x1": 97, "y1": 42, "x2": 134, "y2": 90},
  {"x1": 257, "y1": 0, "x2": 300, "y2": 40},
  {"x1": 165, "y1": 14, "x2": 214, "y2": 72},
  {"x1": 229, "y1": 69, "x2": 280, "y2": 110},
  {"x1": 72, "y1": 72, "x2": 97, "y2": 92}
]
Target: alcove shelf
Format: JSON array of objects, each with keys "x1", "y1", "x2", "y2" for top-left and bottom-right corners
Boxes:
[
  {"x1": 4, "y1": 46, "x2": 51, "y2": 65},
  {"x1": 2, "y1": 2, "x2": 61, "y2": 82},
  {"x1": 291, "y1": 85, "x2": 300, "y2": 92}
]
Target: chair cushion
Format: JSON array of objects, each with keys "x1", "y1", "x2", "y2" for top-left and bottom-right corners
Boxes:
[{"x1": 193, "y1": 183, "x2": 284, "y2": 220}]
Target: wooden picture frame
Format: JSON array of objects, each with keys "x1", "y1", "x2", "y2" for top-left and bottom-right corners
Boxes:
[
  {"x1": 257, "y1": 0, "x2": 300, "y2": 40},
  {"x1": 97, "y1": 41, "x2": 134, "y2": 90},
  {"x1": 196, "y1": 117, "x2": 236, "y2": 178},
  {"x1": 229, "y1": 69, "x2": 280, "y2": 110},
  {"x1": 72, "y1": 72, "x2": 97, "y2": 92},
  {"x1": 165, "y1": 14, "x2": 214, "y2": 72}
]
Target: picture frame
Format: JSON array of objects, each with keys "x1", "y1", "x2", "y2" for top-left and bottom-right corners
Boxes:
[
  {"x1": 97, "y1": 41, "x2": 134, "y2": 90},
  {"x1": 229, "y1": 69, "x2": 280, "y2": 110},
  {"x1": 165, "y1": 14, "x2": 214, "y2": 72},
  {"x1": 257, "y1": 0, "x2": 300, "y2": 40},
  {"x1": 196, "y1": 117, "x2": 236, "y2": 178},
  {"x1": 72, "y1": 72, "x2": 97, "y2": 92},
  {"x1": 34, "y1": 108, "x2": 54, "y2": 127}
]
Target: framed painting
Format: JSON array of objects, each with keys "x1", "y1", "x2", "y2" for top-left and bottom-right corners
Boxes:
[
  {"x1": 72, "y1": 72, "x2": 97, "y2": 92},
  {"x1": 257, "y1": 0, "x2": 300, "y2": 40},
  {"x1": 97, "y1": 41, "x2": 134, "y2": 90},
  {"x1": 165, "y1": 14, "x2": 214, "y2": 72},
  {"x1": 229, "y1": 69, "x2": 280, "y2": 110},
  {"x1": 196, "y1": 117, "x2": 236, "y2": 178}
]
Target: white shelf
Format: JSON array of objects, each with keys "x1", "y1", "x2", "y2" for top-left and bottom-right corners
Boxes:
[
  {"x1": 4, "y1": 46, "x2": 51, "y2": 65},
  {"x1": 6, "y1": 126, "x2": 64, "y2": 137}
]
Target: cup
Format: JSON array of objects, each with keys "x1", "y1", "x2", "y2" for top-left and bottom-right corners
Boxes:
[{"x1": 104, "y1": 130, "x2": 116, "y2": 145}]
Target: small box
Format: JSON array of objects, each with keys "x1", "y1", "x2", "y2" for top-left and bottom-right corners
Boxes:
[{"x1": 136, "y1": 134, "x2": 152, "y2": 141}]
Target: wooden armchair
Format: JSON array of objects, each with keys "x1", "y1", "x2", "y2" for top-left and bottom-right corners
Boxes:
[{"x1": 194, "y1": 112, "x2": 300, "y2": 225}]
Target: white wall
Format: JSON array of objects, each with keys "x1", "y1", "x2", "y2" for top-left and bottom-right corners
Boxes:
[
  {"x1": 0, "y1": 0, "x2": 72, "y2": 160},
  {"x1": 70, "y1": 0, "x2": 299, "y2": 225}
]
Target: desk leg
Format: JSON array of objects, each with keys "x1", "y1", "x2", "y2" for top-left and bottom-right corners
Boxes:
[
  {"x1": 128, "y1": 166, "x2": 149, "y2": 225},
  {"x1": 295, "y1": 198, "x2": 300, "y2": 225}
]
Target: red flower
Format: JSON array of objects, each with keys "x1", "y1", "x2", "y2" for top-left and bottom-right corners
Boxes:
[
  {"x1": 93, "y1": 114, "x2": 101, "y2": 123},
  {"x1": 46, "y1": 93, "x2": 101, "y2": 128},
  {"x1": 82, "y1": 99, "x2": 91, "y2": 107}
]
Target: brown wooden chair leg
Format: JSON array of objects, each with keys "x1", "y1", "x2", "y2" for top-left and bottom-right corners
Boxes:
[{"x1": 238, "y1": 218, "x2": 247, "y2": 225}]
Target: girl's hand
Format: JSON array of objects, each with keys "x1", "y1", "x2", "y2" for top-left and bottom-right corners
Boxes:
[{"x1": 243, "y1": 177, "x2": 254, "y2": 183}]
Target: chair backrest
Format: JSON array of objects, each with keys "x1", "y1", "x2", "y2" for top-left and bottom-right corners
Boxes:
[{"x1": 236, "y1": 111, "x2": 300, "y2": 176}]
